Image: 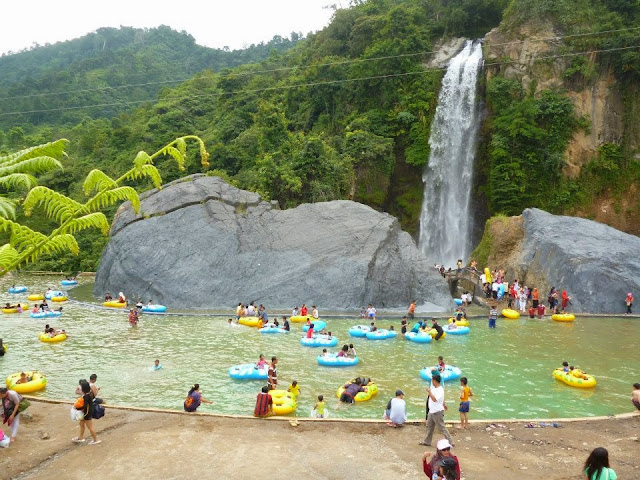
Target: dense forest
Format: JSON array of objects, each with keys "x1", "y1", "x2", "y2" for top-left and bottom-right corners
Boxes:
[{"x1": 0, "y1": 0, "x2": 639, "y2": 272}]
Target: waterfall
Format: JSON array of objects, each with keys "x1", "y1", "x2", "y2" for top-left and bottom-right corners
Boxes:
[{"x1": 418, "y1": 40, "x2": 483, "y2": 268}]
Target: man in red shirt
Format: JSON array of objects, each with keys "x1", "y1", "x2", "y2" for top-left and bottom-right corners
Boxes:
[
  {"x1": 300, "y1": 304, "x2": 308, "y2": 316},
  {"x1": 537, "y1": 303, "x2": 546, "y2": 319},
  {"x1": 254, "y1": 386, "x2": 273, "y2": 417}
]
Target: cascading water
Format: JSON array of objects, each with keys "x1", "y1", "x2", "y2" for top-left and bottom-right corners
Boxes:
[{"x1": 418, "y1": 40, "x2": 483, "y2": 268}]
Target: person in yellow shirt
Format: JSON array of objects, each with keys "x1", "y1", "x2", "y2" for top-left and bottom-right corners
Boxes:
[
  {"x1": 313, "y1": 395, "x2": 325, "y2": 418},
  {"x1": 458, "y1": 377, "x2": 473, "y2": 429},
  {"x1": 288, "y1": 380, "x2": 300, "y2": 399}
]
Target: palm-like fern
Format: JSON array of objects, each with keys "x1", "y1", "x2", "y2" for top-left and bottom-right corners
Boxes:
[
  {"x1": 0, "y1": 139, "x2": 67, "y2": 219},
  {"x1": 0, "y1": 136, "x2": 209, "y2": 276}
]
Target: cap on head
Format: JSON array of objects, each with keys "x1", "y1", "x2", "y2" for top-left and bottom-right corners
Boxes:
[
  {"x1": 395, "y1": 389, "x2": 404, "y2": 396},
  {"x1": 437, "y1": 438, "x2": 452, "y2": 450}
]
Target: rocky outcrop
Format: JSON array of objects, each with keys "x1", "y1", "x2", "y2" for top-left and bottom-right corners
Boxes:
[
  {"x1": 474, "y1": 208, "x2": 640, "y2": 313},
  {"x1": 94, "y1": 175, "x2": 453, "y2": 311}
]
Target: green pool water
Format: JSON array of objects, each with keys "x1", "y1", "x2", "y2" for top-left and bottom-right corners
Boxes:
[{"x1": 1, "y1": 277, "x2": 637, "y2": 420}]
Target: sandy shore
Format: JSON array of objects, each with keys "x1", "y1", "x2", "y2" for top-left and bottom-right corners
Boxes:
[{"x1": 1, "y1": 401, "x2": 638, "y2": 479}]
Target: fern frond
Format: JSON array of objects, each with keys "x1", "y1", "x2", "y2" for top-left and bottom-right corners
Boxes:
[
  {"x1": 0, "y1": 173, "x2": 37, "y2": 191},
  {"x1": 0, "y1": 139, "x2": 68, "y2": 167},
  {"x1": 23, "y1": 186, "x2": 83, "y2": 222},
  {"x1": 29, "y1": 234, "x2": 79, "y2": 262},
  {"x1": 0, "y1": 156, "x2": 63, "y2": 178},
  {"x1": 123, "y1": 164, "x2": 163, "y2": 190},
  {"x1": 62, "y1": 212, "x2": 110, "y2": 235},
  {"x1": 0, "y1": 197, "x2": 16, "y2": 219},
  {"x1": 0, "y1": 244, "x2": 19, "y2": 270},
  {"x1": 83, "y1": 169, "x2": 117, "y2": 196},
  {"x1": 199, "y1": 140, "x2": 210, "y2": 168},
  {"x1": 134, "y1": 151, "x2": 153, "y2": 170},
  {"x1": 86, "y1": 186, "x2": 140, "y2": 213},
  {"x1": 10, "y1": 224, "x2": 48, "y2": 253},
  {"x1": 162, "y1": 146, "x2": 185, "y2": 171},
  {"x1": 175, "y1": 137, "x2": 187, "y2": 157}
]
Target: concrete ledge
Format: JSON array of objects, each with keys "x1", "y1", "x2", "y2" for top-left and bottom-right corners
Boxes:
[{"x1": 24, "y1": 395, "x2": 639, "y2": 425}]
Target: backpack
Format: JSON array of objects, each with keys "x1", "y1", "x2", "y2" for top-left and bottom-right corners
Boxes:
[
  {"x1": 92, "y1": 402, "x2": 105, "y2": 419},
  {"x1": 74, "y1": 397, "x2": 84, "y2": 409},
  {"x1": 184, "y1": 395, "x2": 196, "y2": 412}
]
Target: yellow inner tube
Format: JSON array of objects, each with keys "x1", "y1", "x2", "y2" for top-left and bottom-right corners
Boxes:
[
  {"x1": 103, "y1": 301, "x2": 127, "y2": 308},
  {"x1": 238, "y1": 316, "x2": 260, "y2": 327},
  {"x1": 336, "y1": 382, "x2": 379, "y2": 402},
  {"x1": 552, "y1": 314, "x2": 575, "y2": 322},
  {"x1": 51, "y1": 296, "x2": 67, "y2": 302},
  {"x1": 448, "y1": 317, "x2": 469, "y2": 326},
  {"x1": 38, "y1": 332, "x2": 67, "y2": 343},
  {"x1": 501, "y1": 309, "x2": 520, "y2": 319},
  {"x1": 289, "y1": 315, "x2": 312, "y2": 323},
  {"x1": 269, "y1": 389, "x2": 297, "y2": 415},
  {"x1": 2, "y1": 304, "x2": 28, "y2": 314},
  {"x1": 2, "y1": 344, "x2": 6, "y2": 353},
  {"x1": 28, "y1": 294, "x2": 45, "y2": 301},
  {"x1": 6, "y1": 371, "x2": 47, "y2": 394},
  {"x1": 552, "y1": 368, "x2": 596, "y2": 388},
  {"x1": 427, "y1": 328, "x2": 447, "y2": 339}
]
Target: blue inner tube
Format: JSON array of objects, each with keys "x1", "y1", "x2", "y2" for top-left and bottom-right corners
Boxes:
[
  {"x1": 348, "y1": 325, "x2": 371, "y2": 337},
  {"x1": 259, "y1": 326, "x2": 288, "y2": 334},
  {"x1": 454, "y1": 298, "x2": 463, "y2": 305},
  {"x1": 45, "y1": 291, "x2": 64, "y2": 300},
  {"x1": 300, "y1": 336, "x2": 339, "y2": 348},
  {"x1": 60, "y1": 280, "x2": 78, "y2": 286},
  {"x1": 302, "y1": 320, "x2": 326, "y2": 332},
  {"x1": 142, "y1": 305, "x2": 167, "y2": 313},
  {"x1": 317, "y1": 354, "x2": 359, "y2": 367},
  {"x1": 365, "y1": 329, "x2": 397, "y2": 340},
  {"x1": 228, "y1": 363, "x2": 268, "y2": 380},
  {"x1": 30, "y1": 311, "x2": 62, "y2": 318},
  {"x1": 419, "y1": 365, "x2": 463, "y2": 382},
  {"x1": 405, "y1": 332, "x2": 432, "y2": 343},
  {"x1": 443, "y1": 325, "x2": 470, "y2": 335},
  {"x1": 8, "y1": 287, "x2": 27, "y2": 294}
]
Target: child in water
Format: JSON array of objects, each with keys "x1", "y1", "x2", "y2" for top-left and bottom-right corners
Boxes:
[
  {"x1": 562, "y1": 361, "x2": 569, "y2": 373},
  {"x1": 313, "y1": 395, "x2": 326, "y2": 418},
  {"x1": 151, "y1": 359, "x2": 163, "y2": 371},
  {"x1": 458, "y1": 377, "x2": 473, "y2": 429},
  {"x1": 255, "y1": 354, "x2": 268, "y2": 370},
  {"x1": 288, "y1": 380, "x2": 300, "y2": 399}
]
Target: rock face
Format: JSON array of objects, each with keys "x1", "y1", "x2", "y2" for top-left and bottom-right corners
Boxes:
[
  {"x1": 94, "y1": 175, "x2": 453, "y2": 311},
  {"x1": 477, "y1": 208, "x2": 640, "y2": 314}
]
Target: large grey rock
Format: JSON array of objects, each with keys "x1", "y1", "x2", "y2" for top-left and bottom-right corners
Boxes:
[
  {"x1": 94, "y1": 175, "x2": 452, "y2": 311},
  {"x1": 518, "y1": 208, "x2": 640, "y2": 314}
]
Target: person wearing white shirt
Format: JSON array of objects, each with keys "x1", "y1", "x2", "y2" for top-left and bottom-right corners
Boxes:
[
  {"x1": 385, "y1": 390, "x2": 407, "y2": 427},
  {"x1": 420, "y1": 374, "x2": 453, "y2": 446},
  {"x1": 312, "y1": 306, "x2": 319, "y2": 319}
]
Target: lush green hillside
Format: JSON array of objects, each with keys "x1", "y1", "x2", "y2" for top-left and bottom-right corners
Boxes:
[{"x1": 0, "y1": 26, "x2": 300, "y2": 129}]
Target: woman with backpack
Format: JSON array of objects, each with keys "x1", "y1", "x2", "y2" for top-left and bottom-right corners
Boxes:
[
  {"x1": 1, "y1": 387, "x2": 27, "y2": 442},
  {"x1": 184, "y1": 384, "x2": 213, "y2": 412},
  {"x1": 72, "y1": 381, "x2": 100, "y2": 445}
]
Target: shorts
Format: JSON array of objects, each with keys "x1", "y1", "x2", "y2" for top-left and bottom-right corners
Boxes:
[
  {"x1": 532, "y1": 300, "x2": 538, "y2": 308},
  {"x1": 368, "y1": 313, "x2": 375, "y2": 318},
  {"x1": 401, "y1": 326, "x2": 407, "y2": 334},
  {"x1": 408, "y1": 313, "x2": 414, "y2": 319},
  {"x1": 339, "y1": 393, "x2": 354, "y2": 404},
  {"x1": 459, "y1": 401, "x2": 470, "y2": 413},
  {"x1": 633, "y1": 399, "x2": 640, "y2": 411}
]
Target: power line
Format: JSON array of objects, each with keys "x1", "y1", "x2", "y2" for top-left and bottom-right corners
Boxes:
[
  {"x1": 0, "y1": 44, "x2": 637, "y2": 117},
  {"x1": 0, "y1": 25, "x2": 638, "y2": 103}
]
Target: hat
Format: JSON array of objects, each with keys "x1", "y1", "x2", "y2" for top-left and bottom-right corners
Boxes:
[
  {"x1": 441, "y1": 457, "x2": 458, "y2": 469},
  {"x1": 437, "y1": 439, "x2": 452, "y2": 450},
  {"x1": 395, "y1": 389, "x2": 404, "y2": 396}
]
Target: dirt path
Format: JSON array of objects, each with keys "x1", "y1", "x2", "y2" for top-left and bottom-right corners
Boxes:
[{"x1": 1, "y1": 402, "x2": 638, "y2": 479}]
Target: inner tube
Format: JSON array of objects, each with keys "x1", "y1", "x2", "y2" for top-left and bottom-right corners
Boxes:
[
  {"x1": 238, "y1": 316, "x2": 260, "y2": 327},
  {"x1": 289, "y1": 315, "x2": 312, "y2": 323},
  {"x1": 348, "y1": 325, "x2": 371, "y2": 337},
  {"x1": 38, "y1": 332, "x2": 67, "y2": 343},
  {"x1": 142, "y1": 305, "x2": 167, "y2": 313},
  {"x1": 448, "y1": 318, "x2": 469, "y2": 326},
  {"x1": 30, "y1": 311, "x2": 62, "y2": 318},
  {"x1": 454, "y1": 298, "x2": 463, "y2": 305},
  {"x1": 317, "y1": 354, "x2": 359, "y2": 367},
  {"x1": 228, "y1": 363, "x2": 268, "y2": 380},
  {"x1": 8, "y1": 286, "x2": 27, "y2": 294},
  {"x1": 428, "y1": 329, "x2": 447, "y2": 339},
  {"x1": 300, "y1": 336, "x2": 338, "y2": 348},
  {"x1": 501, "y1": 309, "x2": 520, "y2": 319},
  {"x1": 405, "y1": 331, "x2": 432, "y2": 343},
  {"x1": 302, "y1": 320, "x2": 326, "y2": 332},
  {"x1": 258, "y1": 326, "x2": 288, "y2": 334},
  {"x1": 103, "y1": 301, "x2": 127, "y2": 308},
  {"x1": 45, "y1": 291, "x2": 64, "y2": 300},
  {"x1": 51, "y1": 296, "x2": 67, "y2": 302},
  {"x1": 28, "y1": 294, "x2": 44, "y2": 301},
  {"x1": 420, "y1": 365, "x2": 462, "y2": 383},
  {"x1": 552, "y1": 314, "x2": 575, "y2": 322},
  {"x1": 269, "y1": 390, "x2": 297, "y2": 415},
  {"x1": 443, "y1": 324, "x2": 470, "y2": 335},
  {"x1": 365, "y1": 329, "x2": 397, "y2": 340},
  {"x1": 2, "y1": 305, "x2": 28, "y2": 314},
  {"x1": 6, "y1": 371, "x2": 47, "y2": 394},
  {"x1": 336, "y1": 381, "x2": 378, "y2": 402},
  {"x1": 60, "y1": 280, "x2": 78, "y2": 286},
  {"x1": 552, "y1": 368, "x2": 596, "y2": 388}
]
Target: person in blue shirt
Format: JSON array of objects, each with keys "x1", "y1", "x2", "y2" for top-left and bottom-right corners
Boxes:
[
  {"x1": 411, "y1": 320, "x2": 424, "y2": 333},
  {"x1": 151, "y1": 359, "x2": 163, "y2": 371}
]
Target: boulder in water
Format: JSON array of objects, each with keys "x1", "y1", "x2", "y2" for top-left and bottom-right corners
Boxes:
[{"x1": 94, "y1": 175, "x2": 452, "y2": 311}]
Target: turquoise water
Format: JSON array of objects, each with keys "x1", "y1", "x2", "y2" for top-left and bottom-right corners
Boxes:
[{"x1": 0, "y1": 277, "x2": 637, "y2": 420}]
